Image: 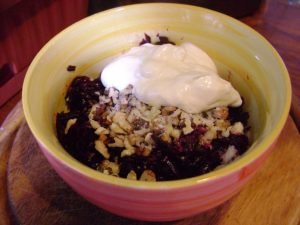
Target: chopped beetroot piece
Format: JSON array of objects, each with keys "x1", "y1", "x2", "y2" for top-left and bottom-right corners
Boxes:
[
  {"x1": 228, "y1": 102, "x2": 249, "y2": 125},
  {"x1": 173, "y1": 125, "x2": 207, "y2": 154},
  {"x1": 56, "y1": 112, "x2": 101, "y2": 166},
  {"x1": 148, "y1": 125, "x2": 222, "y2": 180},
  {"x1": 155, "y1": 35, "x2": 175, "y2": 45},
  {"x1": 161, "y1": 156, "x2": 179, "y2": 178},
  {"x1": 139, "y1": 33, "x2": 175, "y2": 46},
  {"x1": 212, "y1": 134, "x2": 249, "y2": 154},
  {"x1": 211, "y1": 137, "x2": 230, "y2": 152},
  {"x1": 67, "y1": 65, "x2": 76, "y2": 71},
  {"x1": 119, "y1": 155, "x2": 148, "y2": 179},
  {"x1": 65, "y1": 76, "x2": 104, "y2": 112},
  {"x1": 139, "y1": 33, "x2": 152, "y2": 45},
  {"x1": 229, "y1": 134, "x2": 249, "y2": 154}
]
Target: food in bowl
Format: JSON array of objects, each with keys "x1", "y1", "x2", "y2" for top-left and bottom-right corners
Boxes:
[{"x1": 56, "y1": 35, "x2": 250, "y2": 181}]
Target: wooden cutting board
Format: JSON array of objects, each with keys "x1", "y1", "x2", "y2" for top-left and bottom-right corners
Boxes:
[{"x1": 1, "y1": 103, "x2": 300, "y2": 225}]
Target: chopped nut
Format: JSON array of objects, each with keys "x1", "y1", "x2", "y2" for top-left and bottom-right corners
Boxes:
[
  {"x1": 140, "y1": 170, "x2": 156, "y2": 181},
  {"x1": 170, "y1": 108, "x2": 182, "y2": 118},
  {"x1": 203, "y1": 127, "x2": 217, "y2": 140},
  {"x1": 213, "y1": 106, "x2": 229, "y2": 120},
  {"x1": 170, "y1": 129, "x2": 181, "y2": 139},
  {"x1": 98, "y1": 160, "x2": 119, "y2": 176},
  {"x1": 182, "y1": 123, "x2": 193, "y2": 135},
  {"x1": 120, "y1": 137, "x2": 136, "y2": 157},
  {"x1": 134, "y1": 128, "x2": 151, "y2": 136},
  {"x1": 127, "y1": 110, "x2": 136, "y2": 123},
  {"x1": 108, "y1": 87, "x2": 118, "y2": 98},
  {"x1": 181, "y1": 112, "x2": 194, "y2": 135},
  {"x1": 64, "y1": 118, "x2": 77, "y2": 134},
  {"x1": 141, "y1": 146, "x2": 152, "y2": 157},
  {"x1": 121, "y1": 148, "x2": 135, "y2": 157},
  {"x1": 231, "y1": 122, "x2": 244, "y2": 134},
  {"x1": 128, "y1": 134, "x2": 142, "y2": 146},
  {"x1": 99, "y1": 95, "x2": 111, "y2": 104},
  {"x1": 99, "y1": 133, "x2": 107, "y2": 142},
  {"x1": 127, "y1": 170, "x2": 137, "y2": 180},
  {"x1": 110, "y1": 123, "x2": 126, "y2": 134},
  {"x1": 161, "y1": 106, "x2": 177, "y2": 116},
  {"x1": 88, "y1": 104, "x2": 98, "y2": 120},
  {"x1": 108, "y1": 137, "x2": 124, "y2": 148},
  {"x1": 149, "y1": 106, "x2": 161, "y2": 119},
  {"x1": 95, "y1": 140, "x2": 110, "y2": 159},
  {"x1": 201, "y1": 117, "x2": 214, "y2": 127},
  {"x1": 215, "y1": 119, "x2": 230, "y2": 130},
  {"x1": 121, "y1": 84, "x2": 133, "y2": 95},
  {"x1": 152, "y1": 116, "x2": 167, "y2": 128},
  {"x1": 160, "y1": 132, "x2": 171, "y2": 143},
  {"x1": 119, "y1": 94, "x2": 129, "y2": 105},
  {"x1": 136, "y1": 100, "x2": 147, "y2": 112},
  {"x1": 90, "y1": 119, "x2": 101, "y2": 129},
  {"x1": 113, "y1": 111, "x2": 132, "y2": 132},
  {"x1": 95, "y1": 126, "x2": 109, "y2": 135},
  {"x1": 144, "y1": 133, "x2": 154, "y2": 144},
  {"x1": 222, "y1": 145, "x2": 237, "y2": 163},
  {"x1": 164, "y1": 122, "x2": 173, "y2": 135},
  {"x1": 192, "y1": 114, "x2": 203, "y2": 125},
  {"x1": 106, "y1": 112, "x2": 113, "y2": 123},
  {"x1": 124, "y1": 137, "x2": 134, "y2": 150},
  {"x1": 170, "y1": 116, "x2": 180, "y2": 126},
  {"x1": 129, "y1": 96, "x2": 138, "y2": 106},
  {"x1": 222, "y1": 127, "x2": 231, "y2": 137}
]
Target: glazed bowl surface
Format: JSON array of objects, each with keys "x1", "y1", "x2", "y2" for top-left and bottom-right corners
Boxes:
[{"x1": 22, "y1": 3, "x2": 291, "y2": 221}]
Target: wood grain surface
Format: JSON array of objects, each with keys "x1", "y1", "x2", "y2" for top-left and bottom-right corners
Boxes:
[
  {"x1": 0, "y1": 103, "x2": 299, "y2": 225},
  {"x1": 0, "y1": 102, "x2": 24, "y2": 225}
]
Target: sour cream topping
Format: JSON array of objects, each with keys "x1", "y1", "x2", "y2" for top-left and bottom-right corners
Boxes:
[{"x1": 101, "y1": 43, "x2": 242, "y2": 113}]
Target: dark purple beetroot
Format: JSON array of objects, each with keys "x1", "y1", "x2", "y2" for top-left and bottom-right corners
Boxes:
[
  {"x1": 65, "y1": 76, "x2": 104, "y2": 112},
  {"x1": 228, "y1": 102, "x2": 249, "y2": 125},
  {"x1": 56, "y1": 111, "x2": 102, "y2": 168},
  {"x1": 67, "y1": 65, "x2": 76, "y2": 71},
  {"x1": 155, "y1": 34, "x2": 175, "y2": 45},
  {"x1": 139, "y1": 33, "x2": 152, "y2": 45},
  {"x1": 212, "y1": 133, "x2": 249, "y2": 154},
  {"x1": 139, "y1": 33, "x2": 175, "y2": 46},
  {"x1": 147, "y1": 126, "x2": 223, "y2": 180},
  {"x1": 228, "y1": 134, "x2": 249, "y2": 154},
  {"x1": 173, "y1": 125, "x2": 207, "y2": 154},
  {"x1": 119, "y1": 155, "x2": 148, "y2": 179}
]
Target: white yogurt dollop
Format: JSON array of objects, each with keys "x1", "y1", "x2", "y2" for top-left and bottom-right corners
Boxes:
[{"x1": 101, "y1": 43, "x2": 242, "y2": 113}]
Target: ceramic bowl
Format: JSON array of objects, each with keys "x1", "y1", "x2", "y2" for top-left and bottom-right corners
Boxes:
[{"x1": 22, "y1": 3, "x2": 291, "y2": 221}]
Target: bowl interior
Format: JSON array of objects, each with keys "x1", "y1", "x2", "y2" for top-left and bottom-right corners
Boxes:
[{"x1": 22, "y1": 3, "x2": 291, "y2": 187}]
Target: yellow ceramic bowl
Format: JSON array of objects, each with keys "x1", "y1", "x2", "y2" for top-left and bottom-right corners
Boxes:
[{"x1": 22, "y1": 3, "x2": 291, "y2": 221}]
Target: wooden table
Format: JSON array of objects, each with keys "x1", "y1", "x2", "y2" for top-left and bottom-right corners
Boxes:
[
  {"x1": 241, "y1": 0, "x2": 300, "y2": 128},
  {"x1": 1, "y1": 0, "x2": 300, "y2": 224}
]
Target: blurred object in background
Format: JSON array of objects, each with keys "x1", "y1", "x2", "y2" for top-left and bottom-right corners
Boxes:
[
  {"x1": 287, "y1": 0, "x2": 300, "y2": 5},
  {"x1": 0, "y1": 0, "x2": 88, "y2": 106},
  {"x1": 0, "y1": 0, "x2": 22, "y2": 12},
  {"x1": 88, "y1": 0, "x2": 264, "y2": 18}
]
